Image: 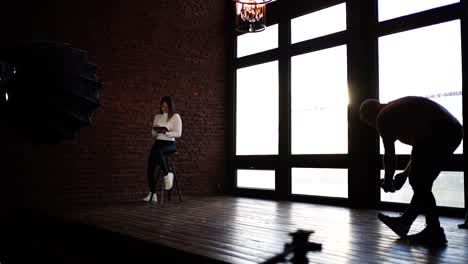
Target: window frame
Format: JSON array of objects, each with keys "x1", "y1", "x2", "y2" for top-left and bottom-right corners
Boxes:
[{"x1": 227, "y1": 0, "x2": 466, "y2": 215}]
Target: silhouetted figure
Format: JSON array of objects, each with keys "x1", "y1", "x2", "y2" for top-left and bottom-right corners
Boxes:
[
  {"x1": 360, "y1": 96, "x2": 463, "y2": 246},
  {"x1": 143, "y1": 96, "x2": 182, "y2": 203}
]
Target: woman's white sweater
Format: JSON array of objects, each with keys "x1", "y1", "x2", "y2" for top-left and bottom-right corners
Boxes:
[{"x1": 151, "y1": 113, "x2": 182, "y2": 141}]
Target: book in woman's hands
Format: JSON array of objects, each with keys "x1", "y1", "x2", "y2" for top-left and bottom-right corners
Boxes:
[{"x1": 153, "y1": 126, "x2": 169, "y2": 133}]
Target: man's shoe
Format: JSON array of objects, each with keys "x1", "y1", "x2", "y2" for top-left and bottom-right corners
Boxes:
[
  {"x1": 164, "y1": 172, "x2": 174, "y2": 190},
  {"x1": 143, "y1": 192, "x2": 157, "y2": 202},
  {"x1": 407, "y1": 226, "x2": 447, "y2": 247},
  {"x1": 378, "y1": 213, "x2": 411, "y2": 237}
]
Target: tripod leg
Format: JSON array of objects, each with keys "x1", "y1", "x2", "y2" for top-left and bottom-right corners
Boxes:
[{"x1": 459, "y1": 210, "x2": 468, "y2": 229}]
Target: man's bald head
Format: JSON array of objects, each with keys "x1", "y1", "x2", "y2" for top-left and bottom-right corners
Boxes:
[{"x1": 360, "y1": 99, "x2": 383, "y2": 127}]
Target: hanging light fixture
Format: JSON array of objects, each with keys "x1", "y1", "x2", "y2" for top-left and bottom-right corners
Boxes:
[{"x1": 234, "y1": 0, "x2": 273, "y2": 33}]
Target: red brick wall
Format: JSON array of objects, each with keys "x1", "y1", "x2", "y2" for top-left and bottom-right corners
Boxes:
[{"x1": 0, "y1": 0, "x2": 228, "y2": 209}]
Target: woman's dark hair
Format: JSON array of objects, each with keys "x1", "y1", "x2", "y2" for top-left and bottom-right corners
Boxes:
[{"x1": 160, "y1": 96, "x2": 175, "y2": 119}]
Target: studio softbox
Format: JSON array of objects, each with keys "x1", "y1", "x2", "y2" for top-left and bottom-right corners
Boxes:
[{"x1": 0, "y1": 41, "x2": 102, "y2": 143}]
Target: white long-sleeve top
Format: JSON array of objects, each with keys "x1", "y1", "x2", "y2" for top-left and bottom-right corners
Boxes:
[{"x1": 151, "y1": 113, "x2": 182, "y2": 141}]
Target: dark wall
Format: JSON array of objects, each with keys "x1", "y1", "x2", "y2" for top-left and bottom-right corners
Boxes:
[{"x1": 0, "y1": 0, "x2": 228, "y2": 209}]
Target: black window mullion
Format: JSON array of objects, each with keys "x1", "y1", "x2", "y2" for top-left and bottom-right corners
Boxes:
[
  {"x1": 461, "y1": 0, "x2": 468, "y2": 212},
  {"x1": 347, "y1": 0, "x2": 380, "y2": 208},
  {"x1": 235, "y1": 48, "x2": 279, "y2": 69},
  {"x1": 277, "y1": 0, "x2": 291, "y2": 200},
  {"x1": 291, "y1": 154, "x2": 349, "y2": 168},
  {"x1": 378, "y1": 3, "x2": 460, "y2": 37},
  {"x1": 289, "y1": 31, "x2": 347, "y2": 57},
  {"x1": 227, "y1": 1, "x2": 236, "y2": 194}
]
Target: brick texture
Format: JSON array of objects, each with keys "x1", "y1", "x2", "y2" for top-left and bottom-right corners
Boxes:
[{"x1": 0, "y1": 0, "x2": 228, "y2": 209}]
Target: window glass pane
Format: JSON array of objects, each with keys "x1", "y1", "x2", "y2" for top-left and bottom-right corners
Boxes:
[
  {"x1": 291, "y1": 45, "x2": 348, "y2": 154},
  {"x1": 378, "y1": 20, "x2": 463, "y2": 154},
  {"x1": 292, "y1": 168, "x2": 348, "y2": 198},
  {"x1": 237, "y1": 169, "x2": 275, "y2": 190},
  {"x1": 236, "y1": 61, "x2": 278, "y2": 155},
  {"x1": 378, "y1": 0, "x2": 459, "y2": 22},
  {"x1": 291, "y1": 3, "x2": 346, "y2": 44},
  {"x1": 237, "y1": 24, "x2": 278, "y2": 58},
  {"x1": 380, "y1": 170, "x2": 464, "y2": 208}
]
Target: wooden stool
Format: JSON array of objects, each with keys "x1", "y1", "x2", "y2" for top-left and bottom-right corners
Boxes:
[{"x1": 154, "y1": 152, "x2": 182, "y2": 204}]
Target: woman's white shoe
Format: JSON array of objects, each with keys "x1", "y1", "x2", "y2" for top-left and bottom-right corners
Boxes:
[
  {"x1": 143, "y1": 192, "x2": 157, "y2": 202},
  {"x1": 164, "y1": 172, "x2": 174, "y2": 190}
]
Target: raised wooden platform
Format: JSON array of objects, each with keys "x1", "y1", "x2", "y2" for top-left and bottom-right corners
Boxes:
[{"x1": 2, "y1": 196, "x2": 468, "y2": 263}]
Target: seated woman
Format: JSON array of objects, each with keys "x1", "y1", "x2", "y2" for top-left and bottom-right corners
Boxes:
[{"x1": 143, "y1": 96, "x2": 182, "y2": 202}]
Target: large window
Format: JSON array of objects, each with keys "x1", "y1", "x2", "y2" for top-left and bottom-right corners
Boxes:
[
  {"x1": 377, "y1": 10, "x2": 464, "y2": 208},
  {"x1": 291, "y1": 45, "x2": 348, "y2": 154},
  {"x1": 236, "y1": 61, "x2": 278, "y2": 155},
  {"x1": 231, "y1": 1, "x2": 465, "y2": 209},
  {"x1": 379, "y1": 20, "x2": 463, "y2": 154}
]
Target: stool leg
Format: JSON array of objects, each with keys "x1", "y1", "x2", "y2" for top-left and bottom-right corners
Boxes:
[
  {"x1": 164, "y1": 155, "x2": 181, "y2": 202},
  {"x1": 174, "y1": 172, "x2": 182, "y2": 201},
  {"x1": 170, "y1": 159, "x2": 182, "y2": 202},
  {"x1": 160, "y1": 181, "x2": 164, "y2": 205}
]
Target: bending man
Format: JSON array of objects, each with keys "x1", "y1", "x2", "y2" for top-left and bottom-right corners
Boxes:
[{"x1": 360, "y1": 96, "x2": 463, "y2": 246}]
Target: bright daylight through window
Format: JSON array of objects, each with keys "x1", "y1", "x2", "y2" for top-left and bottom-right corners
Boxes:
[
  {"x1": 236, "y1": 61, "x2": 278, "y2": 155},
  {"x1": 378, "y1": 19, "x2": 464, "y2": 208}
]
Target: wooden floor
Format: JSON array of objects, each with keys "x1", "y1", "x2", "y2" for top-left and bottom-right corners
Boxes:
[
  {"x1": 58, "y1": 195, "x2": 468, "y2": 264},
  {"x1": 2, "y1": 195, "x2": 468, "y2": 263}
]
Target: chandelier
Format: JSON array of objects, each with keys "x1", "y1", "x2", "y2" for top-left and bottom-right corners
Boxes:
[{"x1": 235, "y1": 0, "x2": 273, "y2": 33}]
